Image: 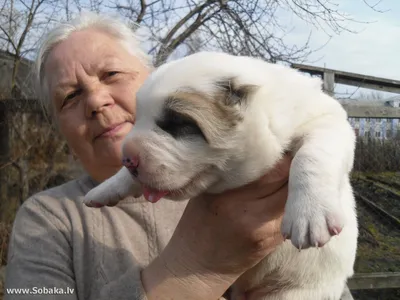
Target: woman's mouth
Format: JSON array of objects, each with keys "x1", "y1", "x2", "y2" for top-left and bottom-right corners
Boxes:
[{"x1": 96, "y1": 122, "x2": 129, "y2": 139}]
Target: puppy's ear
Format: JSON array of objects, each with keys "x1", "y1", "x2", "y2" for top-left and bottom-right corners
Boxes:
[{"x1": 216, "y1": 77, "x2": 257, "y2": 106}]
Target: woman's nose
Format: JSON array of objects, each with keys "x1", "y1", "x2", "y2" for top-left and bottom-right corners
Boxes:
[{"x1": 85, "y1": 87, "x2": 114, "y2": 117}]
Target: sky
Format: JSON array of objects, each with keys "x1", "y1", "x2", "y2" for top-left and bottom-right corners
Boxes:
[
  {"x1": 140, "y1": 0, "x2": 400, "y2": 100},
  {"x1": 277, "y1": 0, "x2": 400, "y2": 100},
  {"x1": 9, "y1": 0, "x2": 398, "y2": 101}
]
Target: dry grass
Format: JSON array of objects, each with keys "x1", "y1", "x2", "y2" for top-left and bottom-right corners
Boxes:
[
  {"x1": 0, "y1": 222, "x2": 11, "y2": 266},
  {"x1": 0, "y1": 221, "x2": 11, "y2": 300},
  {"x1": 354, "y1": 136, "x2": 400, "y2": 172}
]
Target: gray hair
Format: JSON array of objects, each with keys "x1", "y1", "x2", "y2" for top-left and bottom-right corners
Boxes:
[{"x1": 34, "y1": 11, "x2": 153, "y2": 121}]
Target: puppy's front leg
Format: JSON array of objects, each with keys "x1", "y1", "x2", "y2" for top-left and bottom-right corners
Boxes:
[
  {"x1": 281, "y1": 116, "x2": 355, "y2": 249},
  {"x1": 83, "y1": 167, "x2": 142, "y2": 207}
]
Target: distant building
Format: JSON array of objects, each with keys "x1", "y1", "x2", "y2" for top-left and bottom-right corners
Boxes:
[
  {"x1": 0, "y1": 49, "x2": 35, "y2": 99},
  {"x1": 340, "y1": 96, "x2": 400, "y2": 140}
]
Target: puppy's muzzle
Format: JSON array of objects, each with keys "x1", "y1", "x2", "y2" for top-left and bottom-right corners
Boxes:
[{"x1": 122, "y1": 156, "x2": 139, "y2": 177}]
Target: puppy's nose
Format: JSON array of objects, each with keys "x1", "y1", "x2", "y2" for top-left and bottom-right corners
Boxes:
[{"x1": 122, "y1": 156, "x2": 139, "y2": 177}]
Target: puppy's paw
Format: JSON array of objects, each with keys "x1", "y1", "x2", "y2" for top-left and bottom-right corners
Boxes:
[
  {"x1": 83, "y1": 185, "x2": 118, "y2": 208},
  {"x1": 83, "y1": 167, "x2": 143, "y2": 208},
  {"x1": 281, "y1": 192, "x2": 344, "y2": 250}
]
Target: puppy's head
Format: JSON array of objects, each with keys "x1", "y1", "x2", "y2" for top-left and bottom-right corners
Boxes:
[{"x1": 122, "y1": 52, "x2": 259, "y2": 202}]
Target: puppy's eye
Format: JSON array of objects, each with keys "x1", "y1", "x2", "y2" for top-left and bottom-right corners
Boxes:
[{"x1": 156, "y1": 108, "x2": 207, "y2": 142}]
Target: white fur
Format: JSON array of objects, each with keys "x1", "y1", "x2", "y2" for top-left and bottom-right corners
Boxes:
[{"x1": 84, "y1": 51, "x2": 358, "y2": 300}]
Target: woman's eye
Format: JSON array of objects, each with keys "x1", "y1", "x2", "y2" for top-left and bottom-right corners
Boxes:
[
  {"x1": 62, "y1": 89, "x2": 82, "y2": 107},
  {"x1": 65, "y1": 90, "x2": 79, "y2": 101},
  {"x1": 106, "y1": 71, "x2": 119, "y2": 77}
]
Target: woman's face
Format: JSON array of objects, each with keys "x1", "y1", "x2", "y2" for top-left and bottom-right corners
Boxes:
[{"x1": 45, "y1": 29, "x2": 150, "y2": 182}]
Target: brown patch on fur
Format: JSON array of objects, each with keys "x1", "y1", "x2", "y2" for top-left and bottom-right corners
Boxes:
[
  {"x1": 165, "y1": 90, "x2": 241, "y2": 147},
  {"x1": 164, "y1": 78, "x2": 257, "y2": 147},
  {"x1": 215, "y1": 77, "x2": 258, "y2": 106}
]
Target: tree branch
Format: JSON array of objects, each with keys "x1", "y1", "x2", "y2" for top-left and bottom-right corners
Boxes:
[
  {"x1": 136, "y1": 0, "x2": 147, "y2": 23},
  {"x1": 160, "y1": 0, "x2": 217, "y2": 46}
]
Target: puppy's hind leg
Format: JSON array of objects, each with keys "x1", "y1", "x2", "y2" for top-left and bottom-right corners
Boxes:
[{"x1": 281, "y1": 115, "x2": 356, "y2": 250}]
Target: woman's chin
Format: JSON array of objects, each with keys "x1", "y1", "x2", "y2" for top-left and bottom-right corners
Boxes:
[{"x1": 91, "y1": 147, "x2": 125, "y2": 170}]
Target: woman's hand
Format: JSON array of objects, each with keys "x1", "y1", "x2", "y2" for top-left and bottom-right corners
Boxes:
[{"x1": 142, "y1": 155, "x2": 292, "y2": 300}]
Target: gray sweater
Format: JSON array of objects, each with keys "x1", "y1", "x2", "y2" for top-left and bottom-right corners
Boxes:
[{"x1": 4, "y1": 175, "x2": 189, "y2": 299}]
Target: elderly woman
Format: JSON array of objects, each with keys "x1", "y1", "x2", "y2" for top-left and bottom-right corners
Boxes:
[{"x1": 4, "y1": 12, "x2": 291, "y2": 300}]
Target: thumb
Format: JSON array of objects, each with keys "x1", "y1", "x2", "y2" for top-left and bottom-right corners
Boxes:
[{"x1": 227, "y1": 154, "x2": 292, "y2": 199}]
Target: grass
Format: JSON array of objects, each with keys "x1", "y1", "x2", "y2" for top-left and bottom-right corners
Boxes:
[
  {"x1": 352, "y1": 172, "x2": 400, "y2": 274},
  {"x1": 353, "y1": 137, "x2": 400, "y2": 172}
]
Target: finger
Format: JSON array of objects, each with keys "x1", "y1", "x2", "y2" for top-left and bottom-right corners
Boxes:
[
  {"x1": 260, "y1": 182, "x2": 288, "y2": 215},
  {"x1": 202, "y1": 154, "x2": 292, "y2": 204},
  {"x1": 224, "y1": 156, "x2": 291, "y2": 199},
  {"x1": 246, "y1": 183, "x2": 288, "y2": 233},
  {"x1": 258, "y1": 154, "x2": 292, "y2": 184},
  {"x1": 250, "y1": 155, "x2": 292, "y2": 195}
]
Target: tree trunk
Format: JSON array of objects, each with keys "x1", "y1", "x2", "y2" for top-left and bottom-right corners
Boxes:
[
  {"x1": 19, "y1": 113, "x2": 29, "y2": 204},
  {"x1": 0, "y1": 103, "x2": 9, "y2": 220}
]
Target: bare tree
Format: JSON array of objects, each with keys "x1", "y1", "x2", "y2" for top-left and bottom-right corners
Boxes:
[
  {"x1": 110, "y1": 0, "x2": 383, "y2": 66},
  {"x1": 0, "y1": 0, "x2": 63, "y2": 96},
  {"x1": 185, "y1": 31, "x2": 205, "y2": 55},
  {"x1": 0, "y1": 0, "x2": 386, "y2": 92},
  {"x1": 0, "y1": 107, "x2": 72, "y2": 206},
  {"x1": 356, "y1": 90, "x2": 385, "y2": 101},
  {"x1": 0, "y1": 0, "x2": 69, "y2": 209},
  {"x1": 0, "y1": 0, "x2": 384, "y2": 91}
]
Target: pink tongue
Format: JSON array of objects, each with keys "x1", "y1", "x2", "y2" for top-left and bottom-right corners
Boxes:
[{"x1": 142, "y1": 186, "x2": 169, "y2": 203}]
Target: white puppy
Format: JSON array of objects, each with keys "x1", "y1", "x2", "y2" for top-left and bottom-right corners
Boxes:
[{"x1": 84, "y1": 51, "x2": 358, "y2": 300}]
